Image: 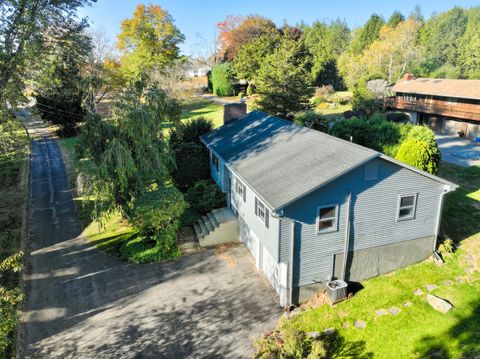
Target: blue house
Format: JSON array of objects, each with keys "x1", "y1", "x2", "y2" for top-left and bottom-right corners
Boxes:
[{"x1": 200, "y1": 110, "x2": 457, "y2": 306}]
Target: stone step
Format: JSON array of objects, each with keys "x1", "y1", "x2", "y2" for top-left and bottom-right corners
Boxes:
[
  {"x1": 207, "y1": 211, "x2": 219, "y2": 228},
  {"x1": 202, "y1": 215, "x2": 215, "y2": 232},
  {"x1": 193, "y1": 223, "x2": 204, "y2": 240},
  {"x1": 197, "y1": 219, "x2": 210, "y2": 237}
]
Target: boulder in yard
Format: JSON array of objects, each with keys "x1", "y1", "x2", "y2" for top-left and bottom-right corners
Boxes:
[{"x1": 426, "y1": 294, "x2": 453, "y2": 313}]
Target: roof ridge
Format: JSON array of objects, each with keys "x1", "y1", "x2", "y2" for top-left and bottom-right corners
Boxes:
[{"x1": 257, "y1": 111, "x2": 378, "y2": 155}]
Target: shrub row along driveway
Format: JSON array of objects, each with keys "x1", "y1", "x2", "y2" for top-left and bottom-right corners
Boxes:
[{"x1": 21, "y1": 124, "x2": 281, "y2": 358}]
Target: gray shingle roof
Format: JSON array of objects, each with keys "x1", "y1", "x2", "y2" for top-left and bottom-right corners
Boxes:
[{"x1": 201, "y1": 111, "x2": 379, "y2": 210}]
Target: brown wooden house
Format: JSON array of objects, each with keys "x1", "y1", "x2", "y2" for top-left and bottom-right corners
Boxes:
[{"x1": 385, "y1": 74, "x2": 480, "y2": 141}]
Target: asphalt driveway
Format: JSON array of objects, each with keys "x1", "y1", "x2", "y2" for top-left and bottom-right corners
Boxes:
[
  {"x1": 436, "y1": 134, "x2": 480, "y2": 167},
  {"x1": 21, "y1": 124, "x2": 281, "y2": 358}
]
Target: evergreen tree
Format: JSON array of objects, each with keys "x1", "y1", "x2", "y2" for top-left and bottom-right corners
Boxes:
[
  {"x1": 388, "y1": 11, "x2": 405, "y2": 27},
  {"x1": 256, "y1": 39, "x2": 313, "y2": 118},
  {"x1": 350, "y1": 14, "x2": 385, "y2": 54}
]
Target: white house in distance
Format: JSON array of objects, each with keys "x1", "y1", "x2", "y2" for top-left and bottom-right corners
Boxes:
[{"x1": 186, "y1": 59, "x2": 210, "y2": 78}]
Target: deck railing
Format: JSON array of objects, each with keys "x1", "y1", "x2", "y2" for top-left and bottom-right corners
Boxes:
[{"x1": 384, "y1": 97, "x2": 480, "y2": 121}]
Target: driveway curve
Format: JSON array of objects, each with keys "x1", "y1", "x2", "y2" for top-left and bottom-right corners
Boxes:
[{"x1": 21, "y1": 122, "x2": 281, "y2": 358}]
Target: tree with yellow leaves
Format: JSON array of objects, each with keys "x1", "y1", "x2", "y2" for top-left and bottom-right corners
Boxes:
[{"x1": 117, "y1": 4, "x2": 185, "y2": 79}]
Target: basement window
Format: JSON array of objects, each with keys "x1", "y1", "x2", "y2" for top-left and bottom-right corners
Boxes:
[
  {"x1": 397, "y1": 194, "x2": 417, "y2": 221},
  {"x1": 317, "y1": 204, "x2": 338, "y2": 234}
]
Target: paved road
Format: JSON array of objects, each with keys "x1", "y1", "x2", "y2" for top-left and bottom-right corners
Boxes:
[{"x1": 22, "y1": 128, "x2": 281, "y2": 358}]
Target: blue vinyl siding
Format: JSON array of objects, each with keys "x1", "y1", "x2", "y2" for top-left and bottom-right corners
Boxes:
[
  {"x1": 231, "y1": 172, "x2": 280, "y2": 261},
  {"x1": 282, "y1": 157, "x2": 445, "y2": 287}
]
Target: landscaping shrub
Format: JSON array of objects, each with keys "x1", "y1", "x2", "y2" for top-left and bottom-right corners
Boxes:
[
  {"x1": 246, "y1": 83, "x2": 256, "y2": 96},
  {"x1": 315, "y1": 85, "x2": 334, "y2": 97},
  {"x1": 395, "y1": 139, "x2": 441, "y2": 174},
  {"x1": 206, "y1": 70, "x2": 213, "y2": 93},
  {"x1": 254, "y1": 327, "x2": 327, "y2": 358},
  {"x1": 172, "y1": 142, "x2": 210, "y2": 190},
  {"x1": 211, "y1": 62, "x2": 235, "y2": 96},
  {"x1": 238, "y1": 91, "x2": 246, "y2": 98},
  {"x1": 316, "y1": 102, "x2": 330, "y2": 110},
  {"x1": 294, "y1": 111, "x2": 329, "y2": 133},
  {"x1": 386, "y1": 112, "x2": 410, "y2": 123},
  {"x1": 131, "y1": 187, "x2": 186, "y2": 259},
  {"x1": 351, "y1": 84, "x2": 382, "y2": 115},
  {"x1": 438, "y1": 236, "x2": 454, "y2": 255},
  {"x1": 169, "y1": 117, "x2": 213, "y2": 151},
  {"x1": 186, "y1": 180, "x2": 225, "y2": 214},
  {"x1": 311, "y1": 96, "x2": 327, "y2": 107}
]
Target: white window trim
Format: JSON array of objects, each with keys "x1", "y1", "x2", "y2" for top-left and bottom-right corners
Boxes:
[
  {"x1": 257, "y1": 199, "x2": 266, "y2": 223},
  {"x1": 396, "y1": 193, "x2": 418, "y2": 222},
  {"x1": 316, "y1": 204, "x2": 339, "y2": 234}
]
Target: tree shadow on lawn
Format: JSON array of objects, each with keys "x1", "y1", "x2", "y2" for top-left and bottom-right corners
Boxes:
[
  {"x1": 414, "y1": 299, "x2": 480, "y2": 358},
  {"x1": 322, "y1": 331, "x2": 373, "y2": 358}
]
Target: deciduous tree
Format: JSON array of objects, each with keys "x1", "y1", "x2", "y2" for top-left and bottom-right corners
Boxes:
[
  {"x1": 217, "y1": 15, "x2": 277, "y2": 61},
  {"x1": 0, "y1": 0, "x2": 96, "y2": 106},
  {"x1": 117, "y1": 4, "x2": 184, "y2": 78}
]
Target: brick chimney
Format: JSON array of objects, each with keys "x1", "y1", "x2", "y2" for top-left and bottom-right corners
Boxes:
[
  {"x1": 404, "y1": 73, "x2": 415, "y2": 81},
  {"x1": 223, "y1": 102, "x2": 247, "y2": 124}
]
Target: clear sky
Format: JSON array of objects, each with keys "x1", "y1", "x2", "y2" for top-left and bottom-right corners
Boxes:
[{"x1": 78, "y1": 0, "x2": 479, "y2": 56}]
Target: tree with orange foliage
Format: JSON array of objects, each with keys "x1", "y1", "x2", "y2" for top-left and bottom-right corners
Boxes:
[
  {"x1": 117, "y1": 3, "x2": 184, "y2": 78},
  {"x1": 217, "y1": 15, "x2": 278, "y2": 61}
]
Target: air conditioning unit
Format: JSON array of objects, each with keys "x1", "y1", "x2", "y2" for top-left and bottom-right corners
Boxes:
[{"x1": 326, "y1": 280, "x2": 348, "y2": 304}]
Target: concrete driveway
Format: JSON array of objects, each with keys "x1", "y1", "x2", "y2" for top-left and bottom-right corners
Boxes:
[
  {"x1": 21, "y1": 122, "x2": 281, "y2": 358},
  {"x1": 436, "y1": 134, "x2": 480, "y2": 167}
]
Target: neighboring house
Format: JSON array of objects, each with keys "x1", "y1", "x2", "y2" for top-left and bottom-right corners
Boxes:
[
  {"x1": 200, "y1": 108, "x2": 458, "y2": 306},
  {"x1": 385, "y1": 74, "x2": 480, "y2": 141},
  {"x1": 186, "y1": 59, "x2": 210, "y2": 78}
]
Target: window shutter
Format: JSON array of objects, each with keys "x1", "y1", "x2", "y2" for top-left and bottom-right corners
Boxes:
[
  {"x1": 243, "y1": 184, "x2": 246, "y2": 202},
  {"x1": 255, "y1": 197, "x2": 258, "y2": 215},
  {"x1": 265, "y1": 208, "x2": 270, "y2": 228}
]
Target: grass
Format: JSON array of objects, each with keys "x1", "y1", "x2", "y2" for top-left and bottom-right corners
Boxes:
[
  {"x1": 276, "y1": 163, "x2": 480, "y2": 358},
  {"x1": 180, "y1": 98, "x2": 223, "y2": 128},
  {"x1": 57, "y1": 135, "x2": 138, "y2": 258},
  {"x1": 82, "y1": 212, "x2": 137, "y2": 257}
]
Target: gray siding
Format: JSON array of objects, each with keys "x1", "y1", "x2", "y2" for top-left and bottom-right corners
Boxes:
[
  {"x1": 282, "y1": 157, "x2": 445, "y2": 287},
  {"x1": 231, "y1": 172, "x2": 280, "y2": 261},
  {"x1": 279, "y1": 219, "x2": 293, "y2": 263}
]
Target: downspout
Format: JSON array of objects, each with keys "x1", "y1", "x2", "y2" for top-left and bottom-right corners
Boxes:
[
  {"x1": 341, "y1": 192, "x2": 352, "y2": 281},
  {"x1": 289, "y1": 220, "x2": 294, "y2": 306},
  {"x1": 433, "y1": 189, "x2": 448, "y2": 251}
]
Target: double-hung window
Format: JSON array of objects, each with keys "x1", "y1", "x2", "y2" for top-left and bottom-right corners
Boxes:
[
  {"x1": 211, "y1": 151, "x2": 219, "y2": 172},
  {"x1": 255, "y1": 197, "x2": 269, "y2": 228},
  {"x1": 236, "y1": 178, "x2": 246, "y2": 202},
  {"x1": 397, "y1": 194, "x2": 417, "y2": 221},
  {"x1": 317, "y1": 204, "x2": 338, "y2": 234}
]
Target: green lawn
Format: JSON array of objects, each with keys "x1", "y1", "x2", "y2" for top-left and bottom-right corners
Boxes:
[
  {"x1": 276, "y1": 163, "x2": 480, "y2": 358},
  {"x1": 180, "y1": 98, "x2": 223, "y2": 128},
  {"x1": 57, "y1": 136, "x2": 138, "y2": 257}
]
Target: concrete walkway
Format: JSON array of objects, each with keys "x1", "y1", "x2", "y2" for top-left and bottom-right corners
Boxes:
[
  {"x1": 20, "y1": 119, "x2": 281, "y2": 358},
  {"x1": 436, "y1": 134, "x2": 480, "y2": 167}
]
